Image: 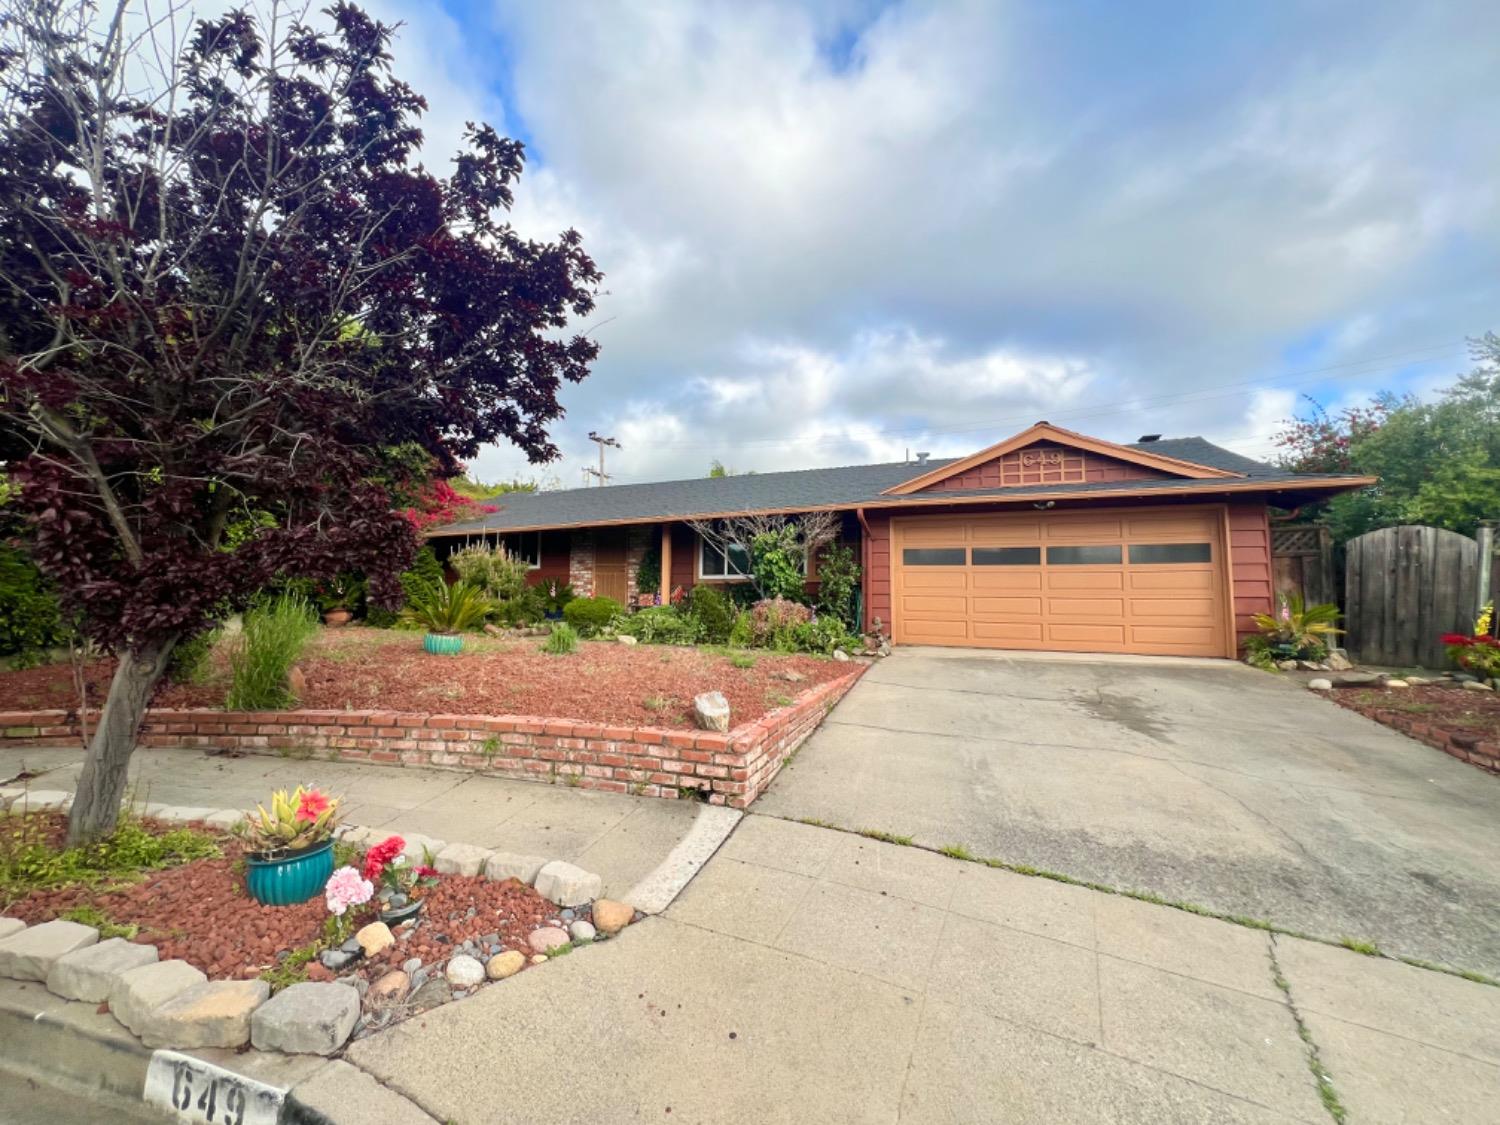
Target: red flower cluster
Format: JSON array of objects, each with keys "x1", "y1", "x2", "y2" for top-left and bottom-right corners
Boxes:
[
  {"x1": 362, "y1": 835, "x2": 406, "y2": 882},
  {"x1": 414, "y1": 865, "x2": 439, "y2": 879},
  {"x1": 1442, "y1": 633, "x2": 1498, "y2": 647}
]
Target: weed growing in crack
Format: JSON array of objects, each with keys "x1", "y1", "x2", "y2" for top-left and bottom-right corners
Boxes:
[
  {"x1": 1338, "y1": 937, "x2": 1381, "y2": 956},
  {"x1": 1269, "y1": 938, "x2": 1347, "y2": 1124},
  {"x1": 938, "y1": 843, "x2": 976, "y2": 861},
  {"x1": 857, "y1": 828, "x2": 914, "y2": 846}
]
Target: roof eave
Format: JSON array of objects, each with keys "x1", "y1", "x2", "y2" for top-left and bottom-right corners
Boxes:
[{"x1": 423, "y1": 475, "x2": 1376, "y2": 537}]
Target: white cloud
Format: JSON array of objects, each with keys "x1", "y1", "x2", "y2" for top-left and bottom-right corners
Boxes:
[{"x1": 371, "y1": 0, "x2": 1499, "y2": 486}]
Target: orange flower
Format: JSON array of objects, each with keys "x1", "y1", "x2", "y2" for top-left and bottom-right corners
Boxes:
[{"x1": 295, "y1": 789, "x2": 331, "y2": 823}]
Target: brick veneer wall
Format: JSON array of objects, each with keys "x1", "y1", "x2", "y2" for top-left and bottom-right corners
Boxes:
[{"x1": 0, "y1": 668, "x2": 865, "y2": 809}]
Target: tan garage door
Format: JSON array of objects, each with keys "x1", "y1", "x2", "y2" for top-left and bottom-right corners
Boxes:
[{"x1": 892, "y1": 508, "x2": 1229, "y2": 657}]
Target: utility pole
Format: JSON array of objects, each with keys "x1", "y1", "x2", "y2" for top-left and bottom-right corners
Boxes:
[{"x1": 586, "y1": 431, "x2": 620, "y2": 487}]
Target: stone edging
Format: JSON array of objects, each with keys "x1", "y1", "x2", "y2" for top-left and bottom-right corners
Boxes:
[
  {"x1": 0, "y1": 665, "x2": 865, "y2": 808},
  {"x1": 0, "y1": 806, "x2": 615, "y2": 1059}
]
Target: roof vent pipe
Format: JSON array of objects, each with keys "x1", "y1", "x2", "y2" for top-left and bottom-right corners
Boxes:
[
  {"x1": 915, "y1": 451, "x2": 930, "y2": 464},
  {"x1": 1137, "y1": 434, "x2": 1162, "y2": 443}
]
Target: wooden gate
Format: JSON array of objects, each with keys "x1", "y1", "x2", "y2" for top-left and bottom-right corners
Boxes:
[{"x1": 1344, "y1": 526, "x2": 1478, "y2": 669}]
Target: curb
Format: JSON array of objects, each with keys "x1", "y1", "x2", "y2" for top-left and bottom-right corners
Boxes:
[{"x1": 0, "y1": 980, "x2": 437, "y2": 1123}]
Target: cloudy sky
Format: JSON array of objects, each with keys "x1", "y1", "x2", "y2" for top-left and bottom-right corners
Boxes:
[{"x1": 363, "y1": 0, "x2": 1498, "y2": 487}]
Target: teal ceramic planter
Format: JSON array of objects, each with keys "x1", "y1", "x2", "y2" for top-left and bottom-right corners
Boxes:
[
  {"x1": 245, "y1": 840, "x2": 334, "y2": 907},
  {"x1": 424, "y1": 632, "x2": 463, "y2": 655}
]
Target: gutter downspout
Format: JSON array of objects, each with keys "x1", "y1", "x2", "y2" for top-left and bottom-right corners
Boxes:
[{"x1": 856, "y1": 507, "x2": 874, "y2": 635}]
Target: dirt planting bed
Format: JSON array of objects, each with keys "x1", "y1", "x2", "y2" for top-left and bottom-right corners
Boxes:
[
  {"x1": 1, "y1": 628, "x2": 854, "y2": 729},
  {"x1": 4, "y1": 813, "x2": 568, "y2": 985}
]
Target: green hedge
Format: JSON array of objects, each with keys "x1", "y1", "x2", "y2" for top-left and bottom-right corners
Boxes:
[
  {"x1": 563, "y1": 595, "x2": 622, "y2": 636},
  {"x1": 0, "y1": 547, "x2": 63, "y2": 665}
]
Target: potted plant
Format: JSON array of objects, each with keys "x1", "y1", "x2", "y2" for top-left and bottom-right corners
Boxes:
[
  {"x1": 1244, "y1": 593, "x2": 1344, "y2": 668},
  {"x1": 541, "y1": 579, "x2": 575, "y2": 620},
  {"x1": 315, "y1": 574, "x2": 362, "y2": 627},
  {"x1": 362, "y1": 835, "x2": 441, "y2": 925},
  {"x1": 401, "y1": 579, "x2": 492, "y2": 654},
  {"x1": 237, "y1": 786, "x2": 342, "y2": 906}
]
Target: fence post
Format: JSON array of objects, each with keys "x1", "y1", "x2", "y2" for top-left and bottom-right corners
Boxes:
[{"x1": 1479, "y1": 522, "x2": 1495, "y2": 620}]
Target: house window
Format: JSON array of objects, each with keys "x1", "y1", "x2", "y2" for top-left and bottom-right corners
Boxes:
[
  {"x1": 500, "y1": 531, "x2": 542, "y2": 569},
  {"x1": 698, "y1": 538, "x2": 752, "y2": 580}
]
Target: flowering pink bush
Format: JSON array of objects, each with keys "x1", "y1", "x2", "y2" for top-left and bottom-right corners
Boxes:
[{"x1": 324, "y1": 866, "x2": 374, "y2": 917}]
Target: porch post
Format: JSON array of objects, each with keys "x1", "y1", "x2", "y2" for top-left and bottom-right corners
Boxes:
[{"x1": 660, "y1": 522, "x2": 673, "y2": 604}]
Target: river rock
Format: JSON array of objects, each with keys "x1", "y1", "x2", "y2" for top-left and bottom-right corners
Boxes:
[
  {"x1": 592, "y1": 899, "x2": 635, "y2": 934},
  {"x1": 486, "y1": 951, "x2": 525, "y2": 980},
  {"x1": 444, "y1": 954, "x2": 484, "y2": 988}
]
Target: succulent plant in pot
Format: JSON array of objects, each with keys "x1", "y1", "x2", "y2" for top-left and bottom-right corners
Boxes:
[
  {"x1": 236, "y1": 786, "x2": 343, "y2": 906},
  {"x1": 400, "y1": 579, "x2": 492, "y2": 654}
]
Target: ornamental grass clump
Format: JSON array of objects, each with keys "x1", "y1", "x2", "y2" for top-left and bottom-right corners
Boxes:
[
  {"x1": 543, "y1": 621, "x2": 579, "y2": 655},
  {"x1": 226, "y1": 593, "x2": 318, "y2": 709},
  {"x1": 238, "y1": 786, "x2": 341, "y2": 857}
]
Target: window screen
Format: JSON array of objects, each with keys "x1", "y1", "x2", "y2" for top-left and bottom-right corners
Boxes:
[
  {"x1": 902, "y1": 548, "x2": 966, "y2": 566},
  {"x1": 971, "y1": 547, "x2": 1042, "y2": 566},
  {"x1": 1128, "y1": 542, "x2": 1212, "y2": 564},
  {"x1": 1046, "y1": 545, "x2": 1123, "y2": 565}
]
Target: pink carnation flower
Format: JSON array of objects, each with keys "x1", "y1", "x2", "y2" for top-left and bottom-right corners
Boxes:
[{"x1": 324, "y1": 865, "x2": 374, "y2": 916}]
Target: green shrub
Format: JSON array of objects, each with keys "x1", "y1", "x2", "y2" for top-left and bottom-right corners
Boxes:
[
  {"x1": 815, "y1": 542, "x2": 861, "y2": 627},
  {"x1": 788, "y1": 615, "x2": 858, "y2": 656},
  {"x1": 495, "y1": 585, "x2": 547, "y2": 627},
  {"x1": 366, "y1": 547, "x2": 444, "y2": 627},
  {"x1": 225, "y1": 594, "x2": 319, "y2": 710},
  {"x1": 0, "y1": 546, "x2": 63, "y2": 665},
  {"x1": 749, "y1": 597, "x2": 813, "y2": 646},
  {"x1": 0, "y1": 813, "x2": 220, "y2": 897},
  {"x1": 688, "y1": 585, "x2": 736, "y2": 643},
  {"x1": 750, "y1": 526, "x2": 808, "y2": 602},
  {"x1": 727, "y1": 610, "x2": 754, "y2": 647},
  {"x1": 635, "y1": 543, "x2": 661, "y2": 599},
  {"x1": 400, "y1": 580, "x2": 492, "y2": 634},
  {"x1": 543, "y1": 621, "x2": 579, "y2": 655},
  {"x1": 614, "y1": 605, "x2": 700, "y2": 645},
  {"x1": 449, "y1": 542, "x2": 531, "y2": 602},
  {"x1": 564, "y1": 596, "x2": 623, "y2": 636},
  {"x1": 168, "y1": 626, "x2": 222, "y2": 685}
]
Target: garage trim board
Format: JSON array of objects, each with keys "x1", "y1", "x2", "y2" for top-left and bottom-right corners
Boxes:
[{"x1": 890, "y1": 505, "x2": 1234, "y2": 658}]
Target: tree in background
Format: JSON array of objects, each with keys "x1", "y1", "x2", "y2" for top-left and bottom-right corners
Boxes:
[
  {"x1": 1274, "y1": 335, "x2": 1500, "y2": 541},
  {"x1": 0, "y1": 1, "x2": 600, "y2": 842}
]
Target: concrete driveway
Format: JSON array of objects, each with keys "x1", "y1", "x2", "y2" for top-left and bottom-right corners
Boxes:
[{"x1": 756, "y1": 647, "x2": 1500, "y2": 977}]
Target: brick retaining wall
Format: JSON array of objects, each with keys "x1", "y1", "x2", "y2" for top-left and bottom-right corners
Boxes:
[{"x1": 0, "y1": 667, "x2": 865, "y2": 809}]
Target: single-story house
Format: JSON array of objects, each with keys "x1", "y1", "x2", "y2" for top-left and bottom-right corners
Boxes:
[{"x1": 428, "y1": 422, "x2": 1374, "y2": 659}]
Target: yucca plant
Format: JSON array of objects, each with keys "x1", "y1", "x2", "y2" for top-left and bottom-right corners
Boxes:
[
  {"x1": 399, "y1": 579, "x2": 493, "y2": 635},
  {"x1": 237, "y1": 786, "x2": 341, "y2": 856}
]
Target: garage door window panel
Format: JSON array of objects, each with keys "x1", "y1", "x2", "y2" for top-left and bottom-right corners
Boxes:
[
  {"x1": 1046, "y1": 545, "x2": 1123, "y2": 565},
  {"x1": 1128, "y1": 543, "x2": 1213, "y2": 564},
  {"x1": 972, "y1": 547, "x2": 1041, "y2": 566},
  {"x1": 903, "y1": 547, "x2": 966, "y2": 566}
]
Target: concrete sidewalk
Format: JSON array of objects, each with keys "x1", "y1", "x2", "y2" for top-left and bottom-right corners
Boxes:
[
  {"x1": 1, "y1": 744, "x2": 715, "y2": 903},
  {"x1": 346, "y1": 815, "x2": 1500, "y2": 1123}
]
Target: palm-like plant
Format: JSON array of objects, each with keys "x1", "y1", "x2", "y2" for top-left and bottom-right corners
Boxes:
[
  {"x1": 1253, "y1": 593, "x2": 1344, "y2": 648},
  {"x1": 400, "y1": 580, "x2": 493, "y2": 635}
]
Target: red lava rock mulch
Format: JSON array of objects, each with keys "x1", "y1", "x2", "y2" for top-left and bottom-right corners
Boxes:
[
  {"x1": 1331, "y1": 683, "x2": 1500, "y2": 773},
  {"x1": 4, "y1": 814, "x2": 567, "y2": 983},
  {"x1": 1, "y1": 627, "x2": 856, "y2": 729}
]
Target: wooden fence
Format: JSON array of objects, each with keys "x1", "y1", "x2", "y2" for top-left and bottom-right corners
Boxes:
[
  {"x1": 1344, "y1": 525, "x2": 1479, "y2": 669},
  {"x1": 1271, "y1": 524, "x2": 1336, "y2": 607}
]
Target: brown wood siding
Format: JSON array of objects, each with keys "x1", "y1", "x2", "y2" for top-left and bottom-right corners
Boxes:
[
  {"x1": 669, "y1": 522, "x2": 697, "y2": 594},
  {"x1": 865, "y1": 512, "x2": 893, "y2": 633},
  {"x1": 919, "y1": 443, "x2": 1172, "y2": 493},
  {"x1": 527, "y1": 530, "x2": 571, "y2": 587},
  {"x1": 1227, "y1": 502, "x2": 1273, "y2": 646}
]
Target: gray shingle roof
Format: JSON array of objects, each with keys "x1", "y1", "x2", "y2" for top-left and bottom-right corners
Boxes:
[{"x1": 430, "y1": 437, "x2": 1364, "y2": 536}]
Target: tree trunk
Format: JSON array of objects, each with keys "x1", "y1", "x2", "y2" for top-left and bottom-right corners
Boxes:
[{"x1": 65, "y1": 636, "x2": 177, "y2": 846}]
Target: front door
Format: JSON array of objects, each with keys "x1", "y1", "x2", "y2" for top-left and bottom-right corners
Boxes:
[{"x1": 593, "y1": 528, "x2": 630, "y2": 604}]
